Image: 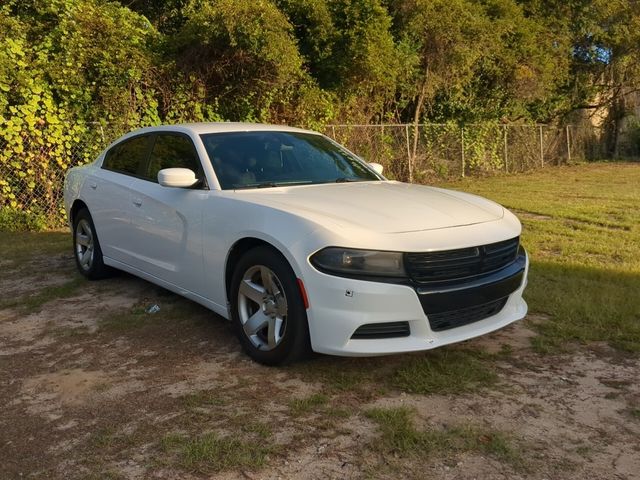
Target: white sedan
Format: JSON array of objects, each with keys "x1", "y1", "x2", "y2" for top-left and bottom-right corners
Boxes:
[{"x1": 64, "y1": 123, "x2": 528, "y2": 365}]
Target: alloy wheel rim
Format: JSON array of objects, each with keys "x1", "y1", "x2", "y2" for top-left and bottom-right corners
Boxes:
[
  {"x1": 238, "y1": 265, "x2": 288, "y2": 351},
  {"x1": 75, "y1": 219, "x2": 95, "y2": 271}
]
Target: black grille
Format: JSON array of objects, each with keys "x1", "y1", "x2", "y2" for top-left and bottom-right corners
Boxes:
[
  {"x1": 405, "y1": 237, "x2": 520, "y2": 284},
  {"x1": 351, "y1": 321, "x2": 410, "y2": 339},
  {"x1": 428, "y1": 297, "x2": 508, "y2": 332}
]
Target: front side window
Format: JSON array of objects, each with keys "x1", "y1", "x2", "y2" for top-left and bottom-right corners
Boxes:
[
  {"x1": 102, "y1": 135, "x2": 153, "y2": 176},
  {"x1": 146, "y1": 133, "x2": 201, "y2": 182},
  {"x1": 200, "y1": 131, "x2": 380, "y2": 190}
]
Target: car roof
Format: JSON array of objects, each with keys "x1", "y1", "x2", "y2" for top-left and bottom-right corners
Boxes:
[{"x1": 129, "y1": 122, "x2": 320, "y2": 136}]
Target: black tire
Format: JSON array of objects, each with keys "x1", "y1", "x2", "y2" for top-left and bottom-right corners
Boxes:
[
  {"x1": 230, "y1": 246, "x2": 310, "y2": 366},
  {"x1": 72, "y1": 208, "x2": 111, "y2": 280}
]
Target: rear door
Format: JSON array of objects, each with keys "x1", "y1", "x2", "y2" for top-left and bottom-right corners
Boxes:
[
  {"x1": 90, "y1": 134, "x2": 154, "y2": 264},
  {"x1": 126, "y1": 132, "x2": 208, "y2": 296}
]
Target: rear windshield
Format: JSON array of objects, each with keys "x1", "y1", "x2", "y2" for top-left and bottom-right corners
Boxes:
[{"x1": 200, "y1": 131, "x2": 380, "y2": 190}]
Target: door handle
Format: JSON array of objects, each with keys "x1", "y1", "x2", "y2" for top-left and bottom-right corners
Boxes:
[
  {"x1": 132, "y1": 198, "x2": 142, "y2": 207},
  {"x1": 89, "y1": 182, "x2": 97, "y2": 190}
]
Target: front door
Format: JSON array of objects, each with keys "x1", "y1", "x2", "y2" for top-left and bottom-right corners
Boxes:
[{"x1": 126, "y1": 133, "x2": 208, "y2": 297}]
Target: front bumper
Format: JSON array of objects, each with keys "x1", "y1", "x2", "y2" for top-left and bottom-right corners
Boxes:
[{"x1": 303, "y1": 250, "x2": 529, "y2": 356}]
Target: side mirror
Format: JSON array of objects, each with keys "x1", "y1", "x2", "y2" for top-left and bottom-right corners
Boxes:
[
  {"x1": 369, "y1": 162, "x2": 384, "y2": 175},
  {"x1": 158, "y1": 168, "x2": 198, "y2": 188}
]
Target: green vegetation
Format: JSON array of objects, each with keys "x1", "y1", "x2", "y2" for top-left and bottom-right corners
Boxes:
[
  {"x1": 446, "y1": 163, "x2": 640, "y2": 353},
  {"x1": 89, "y1": 427, "x2": 137, "y2": 450},
  {"x1": 391, "y1": 350, "x2": 497, "y2": 394},
  {"x1": 365, "y1": 407, "x2": 524, "y2": 468},
  {"x1": 2, "y1": 0, "x2": 640, "y2": 225},
  {"x1": 239, "y1": 421, "x2": 272, "y2": 440},
  {"x1": 289, "y1": 392, "x2": 330, "y2": 415},
  {"x1": 0, "y1": 233, "x2": 82, "y2": 312},
  {"x1": 0, "y1": 207, "x2": 48, "y2": 232},
  {"x1": 0, "y1": 230, "x2": 68, "y2": 261},
  {"x1": 98, "y1": 302, "x2": 160, "y2": 332},
  {"x1": 181, "y1": 391, "x2": 227, "y2": 409},
  {"x1": 291, "y1": 348, "x2": 498, "y2": 397},
  {"x1": 290, "y1": 356, "x2": 393, "y2": 395},
  {"x1": 0, "y1": 276, "x2": 84, "y2": 313},
  {"x1": 98, "y1": 293, "x2": 208, "y2": 332},
  {"x1": 161, "y1": 432, "x2": 272, "y2": 473}
]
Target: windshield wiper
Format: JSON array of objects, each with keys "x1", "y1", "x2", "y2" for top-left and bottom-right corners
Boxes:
[
  {"x1": 233, "y1": 182, "x2": 278, "y2": 189},
  {"x1": 234, "y1": 180, "x2": 313, "y2": 190},
  {"x1": 335, "y1": 177, "x2": 361, "y2": 183}
]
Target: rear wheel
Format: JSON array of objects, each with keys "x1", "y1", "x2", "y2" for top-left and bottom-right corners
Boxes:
[
  {"x1": 230, "y1": 246, "x2": 310, "y2": 365},
  {"x1": 73, "y1": 208, "x2": 111, "y2": 280}
]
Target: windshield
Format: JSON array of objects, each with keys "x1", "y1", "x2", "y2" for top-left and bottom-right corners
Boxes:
[{"x1": 200, "y1": 131, "x2": 381, "y2": 190}]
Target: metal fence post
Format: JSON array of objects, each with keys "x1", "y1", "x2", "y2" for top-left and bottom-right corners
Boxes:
[
  {"x1": 404, "y1": 124, "x2": 412, "y2": 182},
  {"x1": 331, "y1": 125, "x2": 336, "y2": 139},
  {"x1": 503, "y1": 125, "x2": 508, "y2": 173},
  {"x1": 539, "y1": 125, "x2": 544, "y2": 168},
  {"x1": 566, "y1": 125, "x2": 571, "y2": 163},
  {"x1": 460, "y1": 126, "x2": 465, "y2": 178}
]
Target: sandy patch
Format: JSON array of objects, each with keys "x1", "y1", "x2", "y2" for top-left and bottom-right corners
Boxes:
[
  {"x1": 21, "y1": 368, "x2": 111, "y2": 407},
  {"x1": 466, "y1": 319, "x2": 538, "y2": 354},
  {"x1": 367, "y1": 351, "x2": 640, "y2": 479}
]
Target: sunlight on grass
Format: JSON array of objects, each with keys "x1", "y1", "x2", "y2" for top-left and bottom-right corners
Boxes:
[
  {"x1": 526, "y1": 263, "x2": 640, "y2": 353},
  {"x1": 443, "y1": 163, "x2": 640, "y2": 353}
]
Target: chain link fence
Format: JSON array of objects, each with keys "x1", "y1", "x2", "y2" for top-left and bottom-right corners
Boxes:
[
  {"x1": 0, "y1": 122, "x2": 632, "y2": 229},
  {"x1": 324, "y1": 123, "x2": 621, "y2": 182}
]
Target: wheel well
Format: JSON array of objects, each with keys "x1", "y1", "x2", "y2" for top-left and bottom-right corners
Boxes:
[
  {"x1": 225, "y1": 238, "x2": 280, "y2": 301},
  {"x1": 70, "y1": 200, "x2": 88, "y2": 226}
]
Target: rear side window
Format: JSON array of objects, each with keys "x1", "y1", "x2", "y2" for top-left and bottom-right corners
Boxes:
[
  {"x1": 103, "y1": 135, "x2": 153, "y2": 176},
  {"x1": 146, "y1": 134, "x2": 201, "y2": 182}
]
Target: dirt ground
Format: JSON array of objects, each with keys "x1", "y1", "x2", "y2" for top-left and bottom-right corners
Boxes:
[{"x1": 1, "y1": 248, "x2": 639, "y2": 480}]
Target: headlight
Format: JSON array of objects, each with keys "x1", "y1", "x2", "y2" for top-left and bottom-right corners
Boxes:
[{"x1": 310, "y1": 247, "x2": 406, "y2": 277}]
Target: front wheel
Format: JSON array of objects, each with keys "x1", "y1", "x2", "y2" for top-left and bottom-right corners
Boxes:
[{"x1": 230, "y1": 246, "x2": 310, "y2": 365}]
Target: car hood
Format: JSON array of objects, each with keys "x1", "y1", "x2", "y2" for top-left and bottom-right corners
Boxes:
[{"x1": 233, "y1": 181, "x2": 504, "y2": 234}]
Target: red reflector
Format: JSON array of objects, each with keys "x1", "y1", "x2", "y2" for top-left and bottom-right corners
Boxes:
[{"x1": 297, "y1": 278, "x2": 309, "y2": 309}]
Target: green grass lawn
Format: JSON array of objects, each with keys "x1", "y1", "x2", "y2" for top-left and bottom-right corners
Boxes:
[{"x1": 443, "y1": 162, "x2": 640, "y2": 353}]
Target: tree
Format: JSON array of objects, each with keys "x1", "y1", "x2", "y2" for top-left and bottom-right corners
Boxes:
[
  {"x1": 386, "y1": 0, "x2": 570, "y2": 124},
  {"x1": 277, "y1": 0, "x2": 403, "y2": 122},
  {"x1": 168, "y1": 0, "x2": 307, "y2": 122},
  {"x1": 519, "y1": 0, "x2": 640, "y2": 154}
]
